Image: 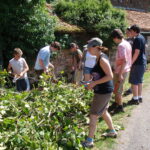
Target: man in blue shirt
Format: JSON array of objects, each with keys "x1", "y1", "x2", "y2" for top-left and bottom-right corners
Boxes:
[
  {"x1": 128, "y1": 25, "x2": 147, "y2": 105},
  {"x1": 34, "y1": 41, "x2": 61, "y2": 77}
]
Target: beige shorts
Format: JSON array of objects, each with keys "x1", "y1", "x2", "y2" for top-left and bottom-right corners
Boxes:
[
  {"x1": 114, "y1": 72, "x2": 128, "y2": 95},
  {"x1": 74, "y1": 69, "x2": 83, "y2": 84},
  {"x1": 90, "y1": 93, "x2": 112, "y2": 116}
]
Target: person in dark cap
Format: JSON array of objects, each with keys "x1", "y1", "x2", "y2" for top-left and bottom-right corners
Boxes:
[{"x1": 82, "y1": 38, "x2": 117, "y2": 148}]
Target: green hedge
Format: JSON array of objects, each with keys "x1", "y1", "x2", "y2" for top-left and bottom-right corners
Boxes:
[
  {"x1": 0, "y1": 73, "x2": 93, "y2": 149},
  {"x1": 54, "y1": 0, "x2": 127, "y2": 47}
]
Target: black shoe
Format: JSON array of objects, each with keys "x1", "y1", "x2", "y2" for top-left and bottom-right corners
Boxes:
[
  {"x1": 123, "y1": 88, "x2": 132, "y2": 96},
  {"x1": 128, "y1": 99, "x2": 139, "y2": 105},
  {"x1": 108, "y1": 102, "x2": 118, "y2": 112},
  {"x1": 139, "y1": 97, "x2": 143, "y2": 103},
  {"x1": 113, "y1": 105, "x2": 124, "y2": 113}
]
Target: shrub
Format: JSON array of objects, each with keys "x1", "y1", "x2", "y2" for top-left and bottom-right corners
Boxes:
[
  {"x1": 0, "y1": 73, "x2": 93, "y2": 149},
  {"x1": 54, "y1": 0, "x2": 127, "y2": 47},
  {"x1": 0, "y1": 0, "x2": 56, "y2": 67}
]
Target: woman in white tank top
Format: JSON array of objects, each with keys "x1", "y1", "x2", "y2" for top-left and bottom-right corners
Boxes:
[{"x1": 83, "y1": 48, "x2": 97, "y2": 81}]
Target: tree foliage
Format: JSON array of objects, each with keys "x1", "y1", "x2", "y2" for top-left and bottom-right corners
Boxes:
[
  {"x1": 54, "y1": 0, "x2": 127, "y2": 47},
  {"x1": 0, "y1": 0, "x2": 56, "y2": 66}
]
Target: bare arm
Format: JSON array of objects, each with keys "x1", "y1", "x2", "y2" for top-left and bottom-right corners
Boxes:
[
  {"x1": 118, "y1": 59, "x2": 127, "y2": 81},
  {"x1": 132, "y1": 49, "x2": 140, "y2": 65},
  {"x1": 20, "y1": 60, "x2": 29, "y2": 77}
]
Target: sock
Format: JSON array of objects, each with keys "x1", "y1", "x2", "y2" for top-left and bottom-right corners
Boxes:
[
  {"x1": 86, "y1": 137, "x2": 93, "y2": 142},
  {"x1": 138, "y1": 96, "x2": 142, "y2": 99},
  {"x1": 109, "y1": 129, "x2": 116, "y2": 133},
  {"x1": 133, "y1": 96, "x2": 138, "y2": 100}
]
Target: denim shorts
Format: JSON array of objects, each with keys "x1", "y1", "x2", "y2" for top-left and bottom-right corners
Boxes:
[
  {"x1": 129, "y1": 65, "x2": 146, "y2": 85},
  {"x1": 83, "y1": 67, "x2": 93, "y2": 74}
]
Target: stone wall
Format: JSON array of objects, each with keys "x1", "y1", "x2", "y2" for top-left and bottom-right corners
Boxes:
[{"x1": 111, "y1": 0, "x2": 150, "y2": 11}]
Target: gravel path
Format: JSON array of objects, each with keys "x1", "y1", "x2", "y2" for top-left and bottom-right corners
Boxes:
[{"x1": 115, "y1": 86, "x2": 150, "y2": 150}]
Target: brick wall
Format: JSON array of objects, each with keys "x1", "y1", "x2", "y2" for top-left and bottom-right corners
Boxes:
[{"x1": 111, "y1": 0, "x2": 150, "y2": 11}]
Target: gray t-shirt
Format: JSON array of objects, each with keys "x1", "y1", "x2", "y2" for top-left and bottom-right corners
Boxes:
[{"x1": 9, "y1": 57, "x2": 27, "y2": 78}]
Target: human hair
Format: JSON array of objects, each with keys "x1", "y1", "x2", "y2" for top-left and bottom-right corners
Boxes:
[
  {"x1": 111, "y1": 29, "x2": 124, "y2": 40},
  {"x1": 130, "y1": 24, "x2": 140, "y2": 33},
  {"x1": 13, "y1": 48, "x2": 23, "y2": 56},
  {"x1": 69, "y1": 43, "x2": 79, "y2": 49},
  {"x1": 51, "y1": 41, "x2": 61, "y2": 50}
]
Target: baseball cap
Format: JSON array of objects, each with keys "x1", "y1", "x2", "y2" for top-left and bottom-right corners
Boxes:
[{"x1": 87, "y1": 37, "x2": 103, "y2": 48}]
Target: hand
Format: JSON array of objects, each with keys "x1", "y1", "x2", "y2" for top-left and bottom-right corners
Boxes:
[
  {"x1": 119, "y1": 74, "x2": 124, "y2": 82},
  {"x1": 87, "y1": 82, "x2": 96, "y2": 90},
  {"x1": 72, "y1": 66, "x2": 75, "y2": 71},
  {"x1": 49, "y1": 63, "x2": 54, "y2": 69},
  {"x1": 19, "y1": 72, "x2": 24, "y2": 77}
]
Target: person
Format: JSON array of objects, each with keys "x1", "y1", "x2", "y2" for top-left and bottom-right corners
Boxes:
[
  {"x1": 126, "y1": 27, "x2": 134, "y2": 46},
  {"x1": 110, "y1": 29, "x2": 132, "y2": 113},
  {"x1": 34, "y1": 41, "x2": 61, "y2": 78},
  {"x1": 128, "y1": 25, "x2": 147, "y2": 104},
  {"x1": 82, "y1": 40, "x2": 97, "y2": 81},
  {"x1": 8, "y1": 48, "x2": 30, "y2": 92},
  {"x1": 123, "y1": 27, "x2": 134, "y2": 96},
  {"x1": 82, "y1": 38, "x2": 117, "y2": 148},
  {"x1": 70, "y1": 43, "x2": 83, "y2": 84}
]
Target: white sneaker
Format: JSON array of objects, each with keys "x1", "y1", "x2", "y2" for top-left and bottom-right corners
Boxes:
[
  {"x1": 101, "y1": 130, "x2": 117, "y2": 138},
  {"x1": 82, "y1": 140, "x2": 94, "y2": 148}
]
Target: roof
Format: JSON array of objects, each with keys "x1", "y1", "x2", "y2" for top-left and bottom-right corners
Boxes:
[
  {"x1": 46, "y1": 3, "x2": 85, "y2": 33},
  {"x1": 126, "y1": 10, "x2": 150, "y2": 31}
]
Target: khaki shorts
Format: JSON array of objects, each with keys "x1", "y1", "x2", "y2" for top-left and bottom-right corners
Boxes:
[
  {"x1": 90, "y1": 93, "x2": 112, "y2": 116},
  {"x1": 114, "y1": 72, "x2": 128, "y2": 95},
  {"x1": 74, "y1": 69, "x2": 83, "y2": 84}
]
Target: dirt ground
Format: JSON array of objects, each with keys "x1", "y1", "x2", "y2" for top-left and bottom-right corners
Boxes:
[{"x1": 114, "y1": 85, "x2": 150, "y2": 150}]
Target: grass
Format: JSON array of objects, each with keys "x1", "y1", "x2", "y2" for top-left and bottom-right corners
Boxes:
[{"x1": 89, "y1": 64, "x2": 150, "y2": 150}]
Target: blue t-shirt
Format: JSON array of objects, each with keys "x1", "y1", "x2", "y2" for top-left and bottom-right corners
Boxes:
[
  {"x1": 132, "y1": 34, "x2": 147, "y2": 65},
  {"x1": 34, "y1": 46, "x2": 50, "y2": 70}
]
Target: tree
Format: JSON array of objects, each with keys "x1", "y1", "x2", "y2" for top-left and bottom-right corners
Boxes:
[
  {"x1": 54, "y1": 0, "x2": 127, "y2": 47},
  {"x1": 0, "y1": 0, "x2": 56, "y2": 67}
]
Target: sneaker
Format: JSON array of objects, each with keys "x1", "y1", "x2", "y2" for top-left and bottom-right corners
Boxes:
[
  {"x1": 139, "y1": 97, "x2": 143, "y2": 103},
  {"x1": 108, "y1": 102, "x2": 118, "y2": 112},
  {"x1": 128, "y1": 99, "x2": 139, "y2": 105},
  {"x1": 123, "y1": 88, "x2": 132, "y2": 96},
  {"x1": 82, "y1": 140, "x2": 94, "y2": 148},
  {"x1": 114, "y1": 105, "x2": 124, "y2": 113},
  {"x1": 101, "y1": 130, "x2": 117, "y2": 138}
]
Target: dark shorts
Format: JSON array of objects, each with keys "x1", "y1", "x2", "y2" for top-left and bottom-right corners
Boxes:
[
  {"x1": 16, "y1": 78, "x2": 27, "y2": 92},
  {"x1": 83, "y1": 67, "x2": 93, "y2": 74},
  {"x1": 129, "y1": 65, "x2": 146, "y2": 85}
]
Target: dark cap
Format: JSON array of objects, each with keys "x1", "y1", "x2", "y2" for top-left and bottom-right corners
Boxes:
[{"x1": 87, "y1": 37, "x2": 103, "y2": 48}]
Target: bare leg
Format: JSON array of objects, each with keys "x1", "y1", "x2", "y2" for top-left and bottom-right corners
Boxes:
[
  {"x1": 102, "y1": 110, "x2": 115, "y2": 130},
  {"x1": 131, "y1": 84, "x2": 138, "y2": 97},
  {"x1": 84, "y1": 74, "x2": 91, "y2": 81},
  {"x1": 88, "y1": 114, "x2": 99, "y2": 138},
  {"x1": 115, "y1": 94, "x2": 122, "y2": 105},
  {"x1": 138, "y1": 83, "x2": 142, "y2": 96}
]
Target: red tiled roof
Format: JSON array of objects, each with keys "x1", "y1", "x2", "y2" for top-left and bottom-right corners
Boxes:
[{"x1": 126, "y1": 10, "x2": 150, "y2": 31}]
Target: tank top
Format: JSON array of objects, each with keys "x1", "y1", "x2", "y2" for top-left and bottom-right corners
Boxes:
[
  {"x1": 85, "y1": 51, "x2": 97, "y2": 68},
  {"x1": 91, "y1": 53, "x2": 114, "y2": 94}
]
